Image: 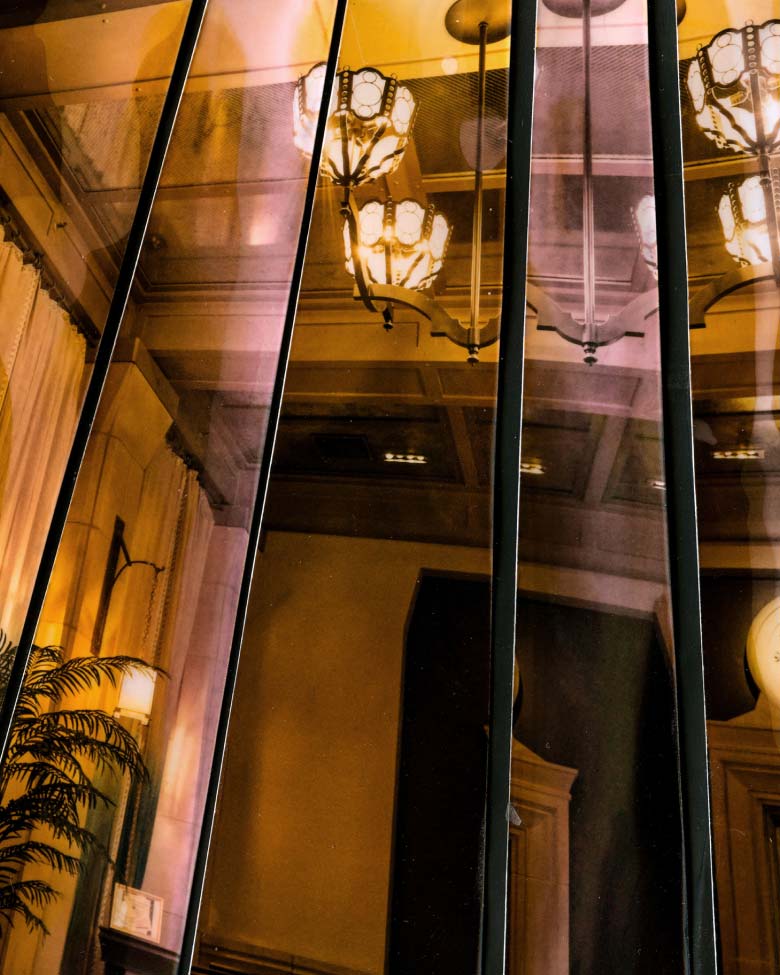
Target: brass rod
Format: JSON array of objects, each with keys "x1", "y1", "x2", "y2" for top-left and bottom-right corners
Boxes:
[
  {"x1": 582, "y1": 0, "x2": 597, "y2": 345},
  {"x1": 470, "y1": 20, "x2": 489, "y2": 335}
]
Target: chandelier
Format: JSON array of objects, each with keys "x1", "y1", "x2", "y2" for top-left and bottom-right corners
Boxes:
[
  {"x1": 343, "y1": 199, "x2": 452, "y2": 321},
  {"x1": 687, "y1": 19, "x2": 780, "y2": 325},
  {"x1": 293, "y1": 0, "x2": 514, "y2": 362},
  {"x1": 295, "y1": 64, "x2": 416, "y2": 186}
]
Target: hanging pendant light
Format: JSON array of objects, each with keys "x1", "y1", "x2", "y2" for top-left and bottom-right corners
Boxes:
[
  {"x1": 294, "y1": 63, "x2": 416, "y2": 186},
  {"x1": 343, "y1": 199, "x2": 452, "y2": 293},
  {"x1": 686, "y1": 22, "x2": 780, "y2": 157},
  {"x1": 687, "y1": 19, "x2": 780, "y2": 325},
  {"x1": 292, "y1": 2, "x2": 511, "y2": 363},
  {"x1": 532, "y1": 0, "x2": 650, "y2": 364}
]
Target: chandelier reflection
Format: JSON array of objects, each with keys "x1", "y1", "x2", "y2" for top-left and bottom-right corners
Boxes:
[
  {"x1": 687, "y1": 21, "x2": 780, "y2": 157},
  {"x1": 293, "y1": 1, "x2": 513, "y2": 362},
  {"x1": 343, "y1": 199, "x2": 452, "y2": 325},
  {"x1": 295, "y1": 64, "x2": 416, "y2": 186},
  {"x1": 688, "y1": 19, "x2": 780, "y2": 324},
  {"x1": 530, "y1": 0, "x2": 652, "y2": 364}
]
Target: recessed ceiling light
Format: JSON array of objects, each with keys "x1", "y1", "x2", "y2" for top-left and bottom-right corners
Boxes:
[
  {"x1": 441, "y1": 57, "x2": 458, "y2": 75},
  {"x1": 521, "y1": 460, "x2": 545, "y2": 476},
  {"x1": 712, "y1": 447, "x2": 765, "y2": 460},
  {"x1": 384, "y1": 452, "x2": 427, "y2": 465}
]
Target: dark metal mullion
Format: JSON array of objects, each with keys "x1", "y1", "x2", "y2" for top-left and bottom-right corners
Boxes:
[
  {"x1": 0, "y1": 0, "x2": 211, "y2": 763},
  {"x1": 646, "y1": 1, "x2": 718, "y2": 973},
  {"x1": 481, "y1": 1, "x2": 537, "y2": 973},
  {"x1": 175, "y1": 3, "x2": 348, "y2": 970}
]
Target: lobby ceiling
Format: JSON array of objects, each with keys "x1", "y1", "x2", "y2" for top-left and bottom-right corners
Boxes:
[{"x1": 4, "y1": 0, "x2": 776, "y2": 576}]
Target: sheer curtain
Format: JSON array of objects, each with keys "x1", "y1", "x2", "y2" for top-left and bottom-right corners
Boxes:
[{"x1": 0, "y1": 231, "x2": 87, "y2": 641}]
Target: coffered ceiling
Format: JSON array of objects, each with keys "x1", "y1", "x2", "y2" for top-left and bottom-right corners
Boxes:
[{"x1": 1, "y1": 0, "x2": 777, "y2": 579}]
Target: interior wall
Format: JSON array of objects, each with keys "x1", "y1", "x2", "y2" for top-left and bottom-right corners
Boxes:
[
  {"x1": 198, "y1": 532, "x2": 492, "y2": 975},
  {"x1": 198, "y1": 531, "x2": 673, "y2": 975}
]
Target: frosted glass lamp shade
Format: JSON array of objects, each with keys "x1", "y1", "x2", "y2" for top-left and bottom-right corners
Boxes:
[
  {"x1": 115, "y1": 667, "x2": 157, "y2": 725},
  {"x1": 686, "y1": 21, "x2": 780, "y2": 155},
  {"x1": 344, "y1": 198, "x2": 452, "y2": 291},
  {"x1": 294, "y1": 63, "x2": 416, "y2": 186}
]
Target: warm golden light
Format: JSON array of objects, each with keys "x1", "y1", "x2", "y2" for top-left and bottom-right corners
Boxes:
[
  {"x1": 712, "y1": 447, "x2": 765, "y2": 460},
  {"x1": 384, "y1": 452, "x2": 427, "y2": 464},
  {"x1": 294, "y1": 63, "x2": 416, "y2": 186},
  {"x1": 686, "y1": 21, "x2": 780, "y2": 155},
  {"x1": 115, "y1": 666, "x2": 157, "y2": 725},
  {"x1": 344, "y1": 198, "x2": 452, "y2": 291}
]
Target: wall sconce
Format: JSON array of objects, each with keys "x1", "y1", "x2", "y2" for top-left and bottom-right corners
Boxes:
[
  {"x1": 92, "y1": 517, "x2": 165, "y2": 657},
  {"x1": 114, "y1": 667, "x2": 157, "y2": 725},
  {"x1": 687, "y1": 20, "x2": 780, "y2": 325}
]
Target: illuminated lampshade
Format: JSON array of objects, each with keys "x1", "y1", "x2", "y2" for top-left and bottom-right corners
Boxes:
[
  {"x1": 633, "y1": 195, "x2": 658, "y2": 279},
  {"x1": 718, "y1": 175, "x2": 772, "y2": 266},
  {"x1": 686, "y1": 20, "x2": 780, "y2": 155},
  {"x1": 344, "y1": 198, "x2": 452, "y2": 291},
  {"x1": 746, "y1": 596, "x2": 780, "y2": 710},
  {"x1": 294, "y1": 63, "x2": 416, "y2": 186},
  {"x1": 114, "y1": 667, "x2": 157, "y2": 725}
]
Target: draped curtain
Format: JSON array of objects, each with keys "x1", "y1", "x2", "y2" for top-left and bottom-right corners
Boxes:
[{"x1": 0, "y1": 229, "x2": 87, "y2": 641}]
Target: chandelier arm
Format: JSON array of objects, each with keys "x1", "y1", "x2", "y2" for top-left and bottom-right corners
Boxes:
[
  {"x1": 341, "y1": 191, "x2": 382, "y2": 314},
  {"x1": 364, "y1": 282, "x2": 473, "y2": 342},
  {"x1": 525, "y1": 282, "x2": 581, "y2": 335},
  {"x1": 763, "y1": 115, "x2": 780, "y2": 151},
  {"x1": 594, "y1": 288, "x2": 655, "y2": 345},
  {"x1": 688, "y1": 260, "x2": 776, "y2": 327}
]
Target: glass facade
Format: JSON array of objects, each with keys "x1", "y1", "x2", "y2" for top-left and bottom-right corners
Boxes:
[{"x1": 0, "y1": 0, "x2": 766, "y2": 973}]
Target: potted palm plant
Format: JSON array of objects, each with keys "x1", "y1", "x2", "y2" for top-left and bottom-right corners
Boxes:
[{"x1": 0, "y1": 634, "x2": 151, "y2": 936}]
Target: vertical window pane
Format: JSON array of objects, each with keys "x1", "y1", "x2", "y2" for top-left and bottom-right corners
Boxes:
[
  {"x1": 0, "y1": 1, "x2": 335, "y2": 971},
  {"x1": 0, "y1": 1, "x2": 193, "y2": 666},
  {"x1": 195, "y1": 1, "x2": 512, "y2": 971},
  {"x1": 512, "y1": 1, "x2": 683, "y2": 971},
  {"x1": 679, "y1": 2, "x2": 780, "y2": 970}
]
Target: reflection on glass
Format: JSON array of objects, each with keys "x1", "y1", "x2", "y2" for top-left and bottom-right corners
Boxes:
[
  {"x1": 0, "y1": 1, "x2": 335, "y2": 971},
  {"x1": 196, "y1": 0, "x2": 511, "y2": 972},
  {"x1": 681, "y1": 3, "x2": 780, "y2": 972},
  {"x1": 0, "y1": 2, "x2": 190, "y2": 652},
  {"x1": 512, "y1": 0, "x2": 682, "y2": 971}
]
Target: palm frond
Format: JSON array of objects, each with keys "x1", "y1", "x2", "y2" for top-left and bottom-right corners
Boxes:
[
  {"x1": 0, "y1": 841, "x2": 81, "y2": 877},
  {"x1": 0, "y1": 633, "x2": 156, "y2": 936}
]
